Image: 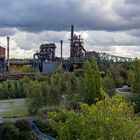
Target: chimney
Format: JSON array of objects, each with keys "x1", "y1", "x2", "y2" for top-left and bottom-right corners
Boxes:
[
  {"x1": 60, "y1": 40, "x2": 63, "y2": 59},
  {"x1": 70, "y1": 25, "x2": 74, "y2": 58},
  {"x1": 71, "y1": 25, "x2": 74, "y2": 46},
  {"x1": 7, "y1": 37, "x2": 10, "y2": 72}
]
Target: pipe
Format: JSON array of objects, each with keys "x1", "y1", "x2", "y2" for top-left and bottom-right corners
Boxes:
[
  {"x1": 60, "y1": 40, "x2": 63, "y2": 59},
  {"x1": 7, "y1": 37, "x2": 10, "y2": 72}
]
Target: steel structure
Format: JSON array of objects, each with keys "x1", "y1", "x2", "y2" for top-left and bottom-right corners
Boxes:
[
  {"x1": 70, "y1": 25, "x2": 86, "y2": 59},
  {"x1": 97, "y1": 52, "x2": 133, "y2": 64},
  {"x1": 32, "y1": 25, "x2": 133, "y2": 73},
  {"x1": 34, "y1": 43, "x2": 56, "y2": 62},
  {"x1": 33, "y1": 43, "x2": 57, "y2": 72},
  {"x1": 0, "y1": 46, "x2": 6, "y2": 73}
]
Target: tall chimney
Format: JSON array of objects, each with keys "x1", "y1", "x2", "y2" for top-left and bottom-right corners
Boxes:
[
  {"x1": 71, "y1": 25, "x2": 74, "y2": 46},
  {"x1": 7, "y1": 37, "x2": 10, "y2": 72},
  {"x1": 60, "y1": 40, "x2": 63, "y2": 60},
  {"x1": 70, "y1": 25, "x2": 74, "y2": 58}
]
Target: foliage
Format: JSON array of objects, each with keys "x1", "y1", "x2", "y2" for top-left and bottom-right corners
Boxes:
[
  {"x1": 0, "y1": 77, "x2": 31, "y2": 99},
  {"x1": 0, "y1": 120, "x2": 36, "y2": 140},
  {"x1": 127, "y1": 69, "x2": 134, "y2": 86},
  {"x1": 107, "y1": 65, "x2": 128, "y2": 88},
  {"x1": 83, "y1": 57, "x2": 102, "y2": 105},
  {"x1": 10, "y1": 65, "x2": 39, "y2": 73},
  {"x1": 132, "y1": 58, "x2": 140, "y2": 93},
  {"x1": 26, "y1": 70, "x2": 84, "y2": 114},
  {"x1": 15, "y1": 119, "x2": 31, "y2": 131},
  {"x1": 129, "y1": 58, "x2": 140, "y2": 112},
  {"x1": 34, "y1": 119, "x2": 57, "y2": 137},
  {"x1": 103, "y1": 67, "x2": 116, "y2": 96},
  {"x1": 49, "y1": 93, "x2": 140, "y2": 140},
  {"x1": 26, "y1": 80, "x2": 43, "y2": 114},
  {"x1": 0, "y1": 122, "x2": 19, "y2": 140}
]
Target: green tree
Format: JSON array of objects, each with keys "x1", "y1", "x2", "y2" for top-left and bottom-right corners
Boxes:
[
  {"x1": 130, "y1": 59, "x2": 140, "y2": 112},
  {"x1": 49, "y1": 93, "x2": 140, "y2": 140},
  {"x1": 103, "y1": 68, "x2": 116, "y2": 97},
  {"x1": 83, "y1": 57, "x2": 101, "y2": 105},
  {"x1": 0, "y1": 122, "x2": 19, "y2": 140},
  {"x1": 132, "y1": 58, "x2": 140, "y2": 93},
  {"x1": 26, "y1": 80, "x2": 43, "y2": 114},
  {"x1": 127, "y1": 69, "x2": 134, "y2": 86}
]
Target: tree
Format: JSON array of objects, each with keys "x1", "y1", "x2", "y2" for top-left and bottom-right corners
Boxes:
[
  {"x1": 26, "y1": 80, "x2": 43, "y2": 114},
  {"x1": 0, "y1": 122, "x2": 19, "y2": 140},
  {"x1": 49, "y1": 93, "x2": 140, "y2": 140},
  {"x1": 132, "y1": 58, "x2": 140, "y2": 93},
  {"x1": 83, "y1": 57, "x2": 102, "y2": 105},
  {"x1": 103, "y1": 67, "x2": 116, "y2": 97},
  {"x1": 127, "y1": 69, "x2": 134, "y2": 86},
  {"x1": 130, "y1": 59, "x2": 140, "y2": 112}
]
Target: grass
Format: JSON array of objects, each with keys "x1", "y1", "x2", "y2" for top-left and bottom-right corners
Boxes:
[
  {"x1": 0, "y1": 105, "x2": 28, "y2": 118},
  {"x1": 0, "y1": 99, "x2": 28, "y2": 118},
  {"x1": 0, "y1": 101, "x2": 15, "y2": 104}
]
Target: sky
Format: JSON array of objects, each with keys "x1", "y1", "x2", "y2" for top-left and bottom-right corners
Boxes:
[{"x1": 0, "y1": 0, "x2": 140, "y2": 58}]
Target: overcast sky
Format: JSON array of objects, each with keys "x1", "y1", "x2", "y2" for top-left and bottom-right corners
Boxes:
[{"x1": 0, "y1": 0, "x2": 140, "y2": 58}]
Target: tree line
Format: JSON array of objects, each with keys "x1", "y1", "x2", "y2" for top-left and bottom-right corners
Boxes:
[{"x1": 1, "y1": 57, "x2": 140, "y2": 139}]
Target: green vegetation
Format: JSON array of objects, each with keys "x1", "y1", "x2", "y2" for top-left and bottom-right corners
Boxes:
[
  {"x1": 0, "y1": 101, "x2": 15, "y2": 104},
  {"x1": 0, "y1": 99, "x2": 28, "y2": 118},
  {"x1": 49, "y1": 94, "x2": 140, "y2": 140},
  {"x1": 130, "y1": 58, "x2": 140, "y2": 112},
  {"x1": 33, "y1": 119, "x2": 57, "y2": 137},
  {"x1": 2, "y1": 57, "x2": 140, "y2": 139},
  {"x1": 0, "y1": 77, "x2": 30, "y2": 99},
  {"x1": 10, "y1": 65, "x2": 39, "y2": 73},
  {"x1": 103, "y1": 66, "x2": 116, "y2": 96},
  {"x1": 83, "y1": 58, "x2": 102, "y2": 105},
  {"x1": 0, "y1": 105, "x2": 28, "y2": 118},
  {"x1": 0, "y1": 120, "x2": 37, "y2": 140},
  {"x1": 26, "y1": 57, "x2": 102, "y2": 114},
  {"x1": 10, "y1": 58, "x2": 32, "y2": 61},
  {"x1": 132, "y1": 58, "x2": 140, "y2": 93}
]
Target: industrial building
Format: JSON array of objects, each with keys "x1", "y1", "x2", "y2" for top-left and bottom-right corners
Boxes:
[
  {"x1": 0, "y1": 46, "x2": 6, "y2": 73},
  {"x1": 32, "y1": 25, "x2": 89, "y2": 73},
  {"x1": 0, "y1": 25, "x2": 133, "y2": 76},
  {"x1": 32, "y1": 25, "x2": 133, "y2": 74}
]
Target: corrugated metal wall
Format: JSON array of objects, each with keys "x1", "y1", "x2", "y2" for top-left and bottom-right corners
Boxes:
[{"x1": 43, "y1": 62, "x2": 61, "y2": 73}]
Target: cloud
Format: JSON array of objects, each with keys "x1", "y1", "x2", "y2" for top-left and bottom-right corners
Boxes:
[
  {"x1": 0, "y1": 0, "x2": 140, "y2": 58},
  {"x1": 0, "y1": 28, "x2": 17, "y2": 36},
  {"x1": 0, "y1": 0, "x2": 139, "y2": 33},
  {"x1": 125, "y1": 0, "x2": 140, "y2": 5}
]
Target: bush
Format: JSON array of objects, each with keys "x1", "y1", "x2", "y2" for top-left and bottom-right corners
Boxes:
[
  {"x1": 49, "y1": 94, "x2": 140, "y2": 140},
  {"x1": 0, "y1": 121, "x2": 37, "y2": 140},
  {"x1": 34, "y1": 119, "x2": 57, "y2": 137},
  {"x1": 15, "y1": 119, "x2": 30, "y2": 131}
]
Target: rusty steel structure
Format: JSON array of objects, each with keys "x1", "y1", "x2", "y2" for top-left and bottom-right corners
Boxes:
[
  {"x1": 0, "y1": 45, "x2": 6, "y2": 73},
  {"x1": 34, "y1": 43, "x2": 56, "y2": 62},
  {"x1": 70, "y1": 25, "x2": 86, "y2": 59}
]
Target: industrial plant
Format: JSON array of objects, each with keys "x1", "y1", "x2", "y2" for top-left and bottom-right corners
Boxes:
[{"x1": 0, "y1": 25, "x2": 133, "y2": 75}]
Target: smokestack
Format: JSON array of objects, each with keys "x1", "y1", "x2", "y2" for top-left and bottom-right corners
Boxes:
[
  {"x1": 70, "y1": 25, "x2": 74, "y2": 58},
  {"x1": 71, "y1": 25, "x2": 74, "y2": 46},
  {"x1": 7, "y1": 37, "x2": 10, "y2": 72},
  {"x1": 60, "y1": 40, "x2": 63, "y2": 59}
]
